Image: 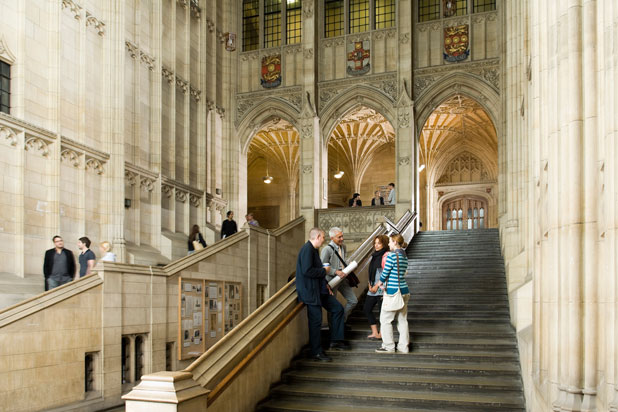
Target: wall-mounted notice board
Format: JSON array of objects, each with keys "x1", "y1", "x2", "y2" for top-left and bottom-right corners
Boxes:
[{"x1": 178, "y1": 277, "x2": 243, "y2": 360}]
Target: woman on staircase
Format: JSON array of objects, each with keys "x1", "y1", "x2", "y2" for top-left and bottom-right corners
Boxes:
[
  {"x1": 364, "y1": 234, "x2": 390, "y2": 339},
  {"x1": 375, "y1": 233, "x2": 410, "y2": 353}
]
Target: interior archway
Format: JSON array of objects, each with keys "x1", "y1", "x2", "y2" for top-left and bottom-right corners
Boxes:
[
  {"x1": 418, "y1": 94, "x2": 498, "y2": 230},
  {"x1": 246, "y1": 118, "x2": 299, "y2": 228},
  {"x1": 326, "y1": 106, "x2": 395, "y2": 207}
]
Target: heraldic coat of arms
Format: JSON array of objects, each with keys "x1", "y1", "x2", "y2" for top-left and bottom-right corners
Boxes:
[
  {"x1": 261, "y1": 54, "x2": 282, "y2": 88},
  {"x1": 443, "y1": 25, "x2": 470, "y2": 62}
]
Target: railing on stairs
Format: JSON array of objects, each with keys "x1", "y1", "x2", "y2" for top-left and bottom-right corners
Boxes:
[{"x1": 122, "y1": 210, "x2": 418, "y2": 412}]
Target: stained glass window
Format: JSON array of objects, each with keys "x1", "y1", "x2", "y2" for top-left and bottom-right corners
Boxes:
[
  {"x1": 473, "y1": 0, "x2": 496, "y2": 13},
  {"x1": 349, "y1": 0, "x2": 369, "y2": 33},
  {"x1": 325, "y1": 0, "x2": 345, "y2": 37},
  {"x1": 242, "y1": 0, "x2": 259, "y2": 51},
  {"x1": 418, "y1": 0, "x2": 440, "y2": 22},
  {"x1": 0, "y1": 61, "x2": 9, "y2": 114},
  {"x1": 264, "y1": 0, "x2": 282, "y2": 48},
  {"x1": 286, "y1": 0, "x2": 302, "y2": 44},
  {"x1": 375, "y1": 0, "x2": 395, "y2": 29}
]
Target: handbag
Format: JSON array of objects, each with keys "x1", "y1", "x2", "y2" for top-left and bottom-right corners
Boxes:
[
  {"x1": 192, "y1": 235, "x2": 204, "y2": 251},
  {"x1": 328, "y1": 245, "x2": 360, "y2": 288},
  {"x1": 382, "y1": 253, "x2": 404, "y2": 311}
]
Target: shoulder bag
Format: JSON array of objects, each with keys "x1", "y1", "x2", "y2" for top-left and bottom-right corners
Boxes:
[
  {"x1": 382, "y1": 253, "x2": 404, "y2": 311},
  {"x1": 328, "y1": 245, "x2": 360, "y2": 287},
  {"x1": 192, "y1": 234, "x2": 204, "y2": 251}
]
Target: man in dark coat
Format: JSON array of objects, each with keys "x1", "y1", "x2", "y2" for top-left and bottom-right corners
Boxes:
[
  {"x1": 221, "y1": 210, "x2": 238, "y2": 239},
  {"x1": 43, "y1": 235, "x2": 76, "y2": 290},
  {"x1": 296, "y1": 228, "x2": 347, "y2": 362}
]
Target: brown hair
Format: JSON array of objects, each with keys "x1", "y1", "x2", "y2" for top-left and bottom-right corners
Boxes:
[
  {"x1": 374, "y1": 235, "x2": 389, "y2": 250},
  {"x1": 79, "y1": 237, "x2": 91, "y2": 248},
  {"x1": 390, "y1": 233, "x2": 407, "y2": 249},
  {"x1": 189, "y1": 224, "x2": 200, "y2": 241}
]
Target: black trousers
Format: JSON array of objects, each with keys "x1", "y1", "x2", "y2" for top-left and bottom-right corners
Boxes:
[
  {"x1": 306, "y1": 294, "x2": 344, "y2": 356},
  {"x1": 363, "y1": 295, "x2": 382, "y2": 325}
]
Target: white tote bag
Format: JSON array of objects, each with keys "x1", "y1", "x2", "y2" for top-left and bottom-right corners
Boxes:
[{"x1": 382, "y1": 253, "x2": 404, "y2": 311}]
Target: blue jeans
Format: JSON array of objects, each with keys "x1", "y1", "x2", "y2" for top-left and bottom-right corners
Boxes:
[
  {"x1": 306, "y1": 294, "x2": 344, "y2": 356},
  {"x1": 47, "y1": 275, "x2": 73, "y2": 290}
]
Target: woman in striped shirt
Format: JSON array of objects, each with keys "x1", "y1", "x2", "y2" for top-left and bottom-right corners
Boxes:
[{"x1": 375, "y1": 233, "x2": 410, "y2": 353}]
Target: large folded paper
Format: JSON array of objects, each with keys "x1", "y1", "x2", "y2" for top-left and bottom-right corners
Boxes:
[{"x1": 328, "y1": 261, "x2": 358, "y2": 289}]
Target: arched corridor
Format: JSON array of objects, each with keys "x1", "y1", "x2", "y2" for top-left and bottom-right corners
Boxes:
[
  {"x1": 246, "y1": 118, "x2": 299, "y2": 228},
  {"x1": 417, "y1": 94, "x2": 498, "y2": 230},
  {"x1": 326, "y1": 106, "x2": 395, "y2": 208}
]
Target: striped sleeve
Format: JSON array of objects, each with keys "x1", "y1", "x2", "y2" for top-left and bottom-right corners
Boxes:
[{"x1": 380, "y1": 252, "x2": 394, "y2": 283}]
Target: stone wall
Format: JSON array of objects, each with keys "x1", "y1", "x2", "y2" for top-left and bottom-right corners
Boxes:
[
  {"x1": 0, "y1": 218, "x2": 304, "y2": 412},
  {"x1": 501, "y1": 1, "x2": 618, "y2": 410}
]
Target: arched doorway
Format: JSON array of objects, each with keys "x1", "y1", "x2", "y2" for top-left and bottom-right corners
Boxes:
[
  {"x1": 246, "y1": 118, "x2": 299, "y2": 229},
  {"x1": 326, "y1": 106, "x2": 395, "y2": 207},
  {"x1": 418, "y1": 95, "x2": 498, "y2": 230}
]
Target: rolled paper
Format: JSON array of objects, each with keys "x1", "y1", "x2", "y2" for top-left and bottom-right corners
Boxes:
[{"x1": 328, "y1": 260, "x2": 358, "y2": 289}]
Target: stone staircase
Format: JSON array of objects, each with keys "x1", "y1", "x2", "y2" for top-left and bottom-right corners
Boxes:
[{"x1": 258, "y1": 229, "x2": 526, "y2": 411}]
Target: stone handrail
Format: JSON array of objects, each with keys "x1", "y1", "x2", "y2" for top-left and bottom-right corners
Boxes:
[{"x1": 123, "y1": 210, "x2": 418, "y2": 411}]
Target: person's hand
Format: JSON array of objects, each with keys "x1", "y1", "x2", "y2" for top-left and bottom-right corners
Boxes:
[
  {"x1": 336, "y1": 270, "x2": 345, "y2": 278},
  {"x1": 324, "y1": 265, "x2": 331, "y2": 274},
  {"x1": 327, "y1": 285, "x2": 334, "y2": 295}
]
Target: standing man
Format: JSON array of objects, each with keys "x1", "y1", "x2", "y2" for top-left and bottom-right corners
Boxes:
[
  {"x1": 296, "y1": 228, "x2": 347, "y2": 362},
  {"x1": 321, "y1": 227, "x2": 358, "y2": 324},
  {"x1": 245, "y1": 213, "x2": 260, "y2": 227},
  {"x1": 43, "y1": 236, "x2": 76, "y2": 290},
  {"x1": 77, "y1": 237, "x2": 96, "y2": 278},
  {"x1": 221, "y1": 211, "x2": 238, "y2": 239},
  {"x1": 387, "y1": 183, "x2": 396, "y2": 205}
]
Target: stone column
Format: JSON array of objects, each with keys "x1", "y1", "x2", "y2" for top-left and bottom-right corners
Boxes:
[{"x1": 107, "y1": 0, "x2": 127, "y2": 262}]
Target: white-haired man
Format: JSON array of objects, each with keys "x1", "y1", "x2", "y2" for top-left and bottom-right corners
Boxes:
[{"x1": 321, "y1": 227, "x2": 358, "y2": 325}]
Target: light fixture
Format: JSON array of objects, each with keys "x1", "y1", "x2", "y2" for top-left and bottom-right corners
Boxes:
[
  {"x1": 333, "y1": 150, "x2": 344, "y2": 179},
  {"x1": 418, "y1": 164, "x2": 426, "y2": 172},
  {"x1": 262, "y1": 158, "x2": 273, "y2": 184}
]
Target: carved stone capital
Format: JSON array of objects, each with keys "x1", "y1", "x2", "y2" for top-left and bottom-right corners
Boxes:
[
  {"x1": 189, "y1": 193, "x2": 201, "y2": 207},
  {"x1": 125, "y1": 170, "x2": 138, "y2": 186},
  {"x1": 125, "y1": 41, "x2": 139, "y2": 59},
  {"x1": 85, "y1": 12, "x2": 105, "y2": 36},
  {"x1": 176, "y1": 76, "x2": 189, "y2": 94},
  {"x1": 175, "y1": 189, "x2": 187, "y2": 202},
  {"x1": 162, "y1": 184, "x2": 174, "y2": 198},
  {"x1": 190, "y1": 86, "x2": 201, "y2": 102},
  {"x1": 141, "y1": 176, "x2": 155, "y2": 192},
  {"x1": 302, "y1": 0, "x2": 313, "y2": 18},
  {"x1": 86, "y1": 157, "x2": 104, "y2": 175},
  {"x1": 61, "y1": 0, "x2": 82, "y2": 20},
  {"x1": 162, "y1": 67, "x2": 175, "y2": 84},
  {"x1": 0, "y1": 125, "x2": 18, "y2": 146},
  {"x1": 61, "y1": 149, "x2": 80, "y2": 167},
  {"x1": 24, "y1": 136, "x2": 50, "y2": 157},
  {"x1": 140, "y1": 51, "x2": 156, "y2": 71}
]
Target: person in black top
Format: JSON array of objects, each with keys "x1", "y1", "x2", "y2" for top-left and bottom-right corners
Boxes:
[
  {"x1": 348, "y1": 193, "x2": 362, "y2": 207},
  {"x1": 43, "y1": 235, "x2": 76, "y2": 290},
  {"x1": 371, "y1": 190, "x2": 384, "y2": 206},
  {"x1": 296, "y1": 228, "x2": 347, "y2": 362},
  {"x1": 187, "y1": 224, "x2": 207, "y2": 254},
  {"x1": 364, "y1": 234, "x2": 389, "y2": 339},
  {"x1": 221, "y1": 211, "x2": 238, "y2": 239},
  {"x1": 77, "y1": 236, "x2": 96, "y2": 277}
]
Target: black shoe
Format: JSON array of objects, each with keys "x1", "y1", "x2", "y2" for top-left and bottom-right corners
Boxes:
[
  {"x1": 329, "y1": 341, "x2": 349, "y2": 351},
  {"x1": 312, "y1": 352, "x2": 332, "y2": 362}
]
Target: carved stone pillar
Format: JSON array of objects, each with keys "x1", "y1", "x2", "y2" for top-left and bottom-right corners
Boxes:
[
  {"x1": 298, "y1": 115, "x2": 322, "y2": 232},
  {"x1": 395, "y1": 96, "x2": 415, "y2": 221}
]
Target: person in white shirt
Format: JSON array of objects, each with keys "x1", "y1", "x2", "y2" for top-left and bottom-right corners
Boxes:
[
  {"x1": 387, "y1": 182, "x2": 396, "y2": 205},
  {"x1": 99, "y1": 241, "x2": 117, "y2": 262}
]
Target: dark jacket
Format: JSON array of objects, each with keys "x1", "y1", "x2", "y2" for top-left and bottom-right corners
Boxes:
[
  {"x1": 371, "y1": 197, "x2": 384, "y2": 206},
  {"x1": 188, "y1": 233, "x2": 207, "y2": 251},
  {"x1": 348, "y1": 198, "x2": 362, "y2": 207},
  {"x1": 295, "y1": 241, "x2": 328, "y2": 306},
  {"x1": 368, "y1": 247, "x2": 388, "y2": 285},
  {"x1": 43, "y1": 248, "x2": 76, "y2": 278},
  {"x1": 221, "y1": 219, "x2": 238, "y2": 239}
]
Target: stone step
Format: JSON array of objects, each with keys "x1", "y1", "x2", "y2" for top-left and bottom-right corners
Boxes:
[
  {"x1": 322, "y1": 348, "x2": 520, "y2": 362},
  {"x1": 283, "y1": 369, "x2": 523, "y2": 393},
  {"x1": 265, "y1": 383, "x2": 525, "y2": 411}
]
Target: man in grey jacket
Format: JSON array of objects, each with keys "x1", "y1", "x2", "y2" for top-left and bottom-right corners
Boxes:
[{"x1": 321, "y1": 227, "x2": 358, "y2": 323}]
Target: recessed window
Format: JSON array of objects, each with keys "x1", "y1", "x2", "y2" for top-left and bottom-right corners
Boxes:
[
  {"x1": 0, "y1": 61, "x2": 9, "y2": 114},
  {"x1": 375, "y1": 0, "x2": 395, "y2": 29},
  {"x1": 243, "y1": 0, "x2": 259, "y2": 51},
  {"x1": 264, "y1": 0, "x2": 282, "y2": 48},
  {"x1": 473, "y1": 0, "x2": 496, "y2": 12},
  {"x1": 325, "y1": 0, "x2": 344, "y2": 37},
  {"x1": 418, "y1": 0, "x2": 440, "y2": 22},
  {"x1": 349, "y1": 0, "x2": 369, "y2": 33},
  {"x1": 286, "y1": 0, "x2": 302, "y2": 44}
]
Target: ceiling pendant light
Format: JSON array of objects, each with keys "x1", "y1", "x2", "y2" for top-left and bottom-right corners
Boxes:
[
  {"x1": 263, "y1": 158, "x2": 273, "y2": 184},
  {"x1": 334, "y1": 150, "x2": 344, "y2": 179}
]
